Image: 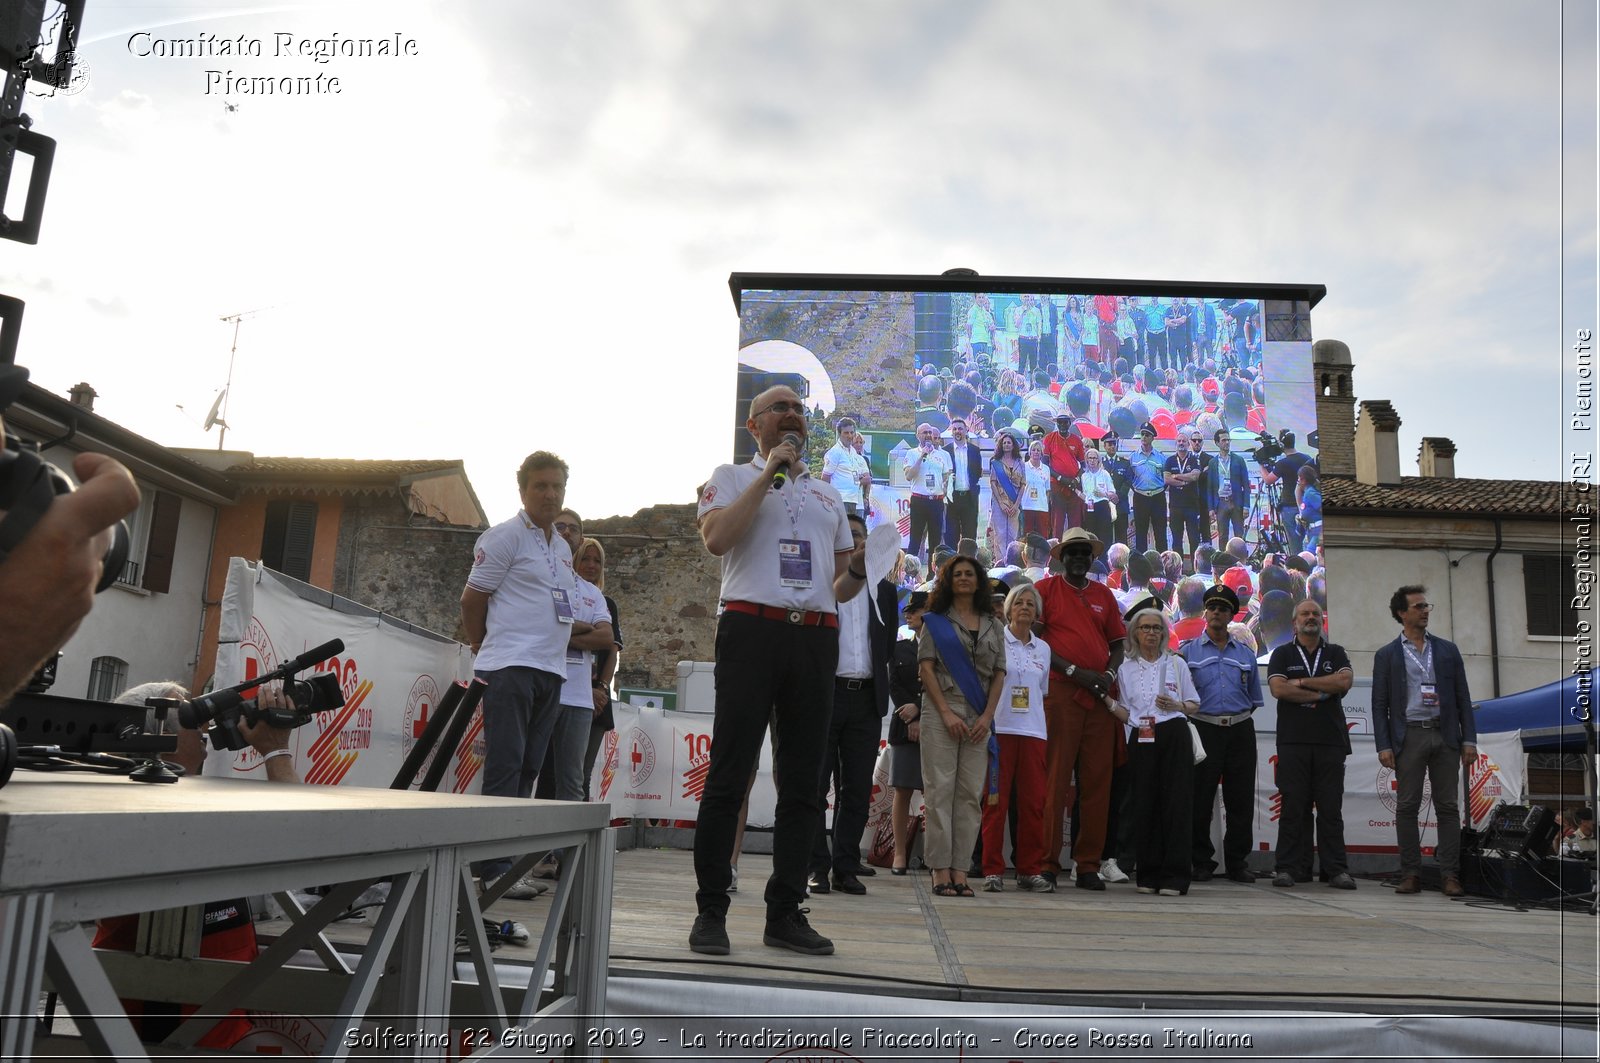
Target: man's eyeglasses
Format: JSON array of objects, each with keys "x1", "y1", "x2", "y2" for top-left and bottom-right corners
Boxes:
[
  {"x1": 1061, "y1": 547, "x2": 1094, "y2": 558},
  {"x1": 1410, "y1": 602, "x2": 1433, "y2": 611},
  {"x1": 554, "y1": 521, "x2": 579, "y2": 533},
  {"x1": 754, "y1": 400, "x2": 807, "y2": 417}
]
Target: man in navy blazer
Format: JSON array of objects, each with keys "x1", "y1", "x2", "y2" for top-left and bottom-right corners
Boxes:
[
  {"x1": 1371, "y1": 585, "x2": 1477, "y2": 898},
  {"x1": 1204, "y1": 428, "x2": 1251, "y2": 549}
]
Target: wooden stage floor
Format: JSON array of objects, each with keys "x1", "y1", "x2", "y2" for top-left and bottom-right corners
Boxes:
[{"x1": 598, "y1": 849, "x2": 1596, "y2": 1016}]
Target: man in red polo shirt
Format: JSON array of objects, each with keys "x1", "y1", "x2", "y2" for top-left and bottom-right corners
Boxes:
[
  {"x1": 1042, "y1": 411, "x2": 1085, "y2": 538},
  {"x1": 1034, "y1": 528, "x2": 1128, "y2": 890}
]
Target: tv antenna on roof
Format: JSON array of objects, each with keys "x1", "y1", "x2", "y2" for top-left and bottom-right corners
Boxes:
[{"x1": 214, "y1": 306, "x2": 272, "y2": 449}]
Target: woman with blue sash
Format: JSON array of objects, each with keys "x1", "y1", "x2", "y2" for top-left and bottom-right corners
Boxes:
[
  {"x1": 987, "y1": 429, "x2": 1026, "y2": 564},
  {"x1": 916, "y1": 555, "x2": 1007, "y2": 897}
]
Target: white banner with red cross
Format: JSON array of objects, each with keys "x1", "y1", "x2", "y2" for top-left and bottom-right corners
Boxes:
[{"x1": 211, "y1": 557, "x2": 478, "y2": 789}]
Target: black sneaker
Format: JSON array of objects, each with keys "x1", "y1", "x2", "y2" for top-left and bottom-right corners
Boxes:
[
  {"x1": 807, "y1": 872, "x2": 831, "y2": 895},
  {"x1": 763, "y1": 907, "x2": 834, "y2": 955},
  {"x1": 1040, "y1": 870, "x2": 1058, "y2": 889},
  {"x1": 1075, "y1": 871, "x2": 1105, "y2": 891},
  {"x1": 688, "y1": 913, "x2": 729, "y2": 955},
  {"x1": 830, "y1": 872, "x2": 867, "y2": 895},
  {"x1": 1226, "y1": 868, "x2": 1256, "y2": 884},
  {"x1": 1191, "y1": 866, "x2": 1215, "y2": 882}
]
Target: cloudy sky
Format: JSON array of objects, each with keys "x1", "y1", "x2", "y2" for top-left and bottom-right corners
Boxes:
[{"x1": 5, "y1": 0, "x2": 1594, "y2": 520}]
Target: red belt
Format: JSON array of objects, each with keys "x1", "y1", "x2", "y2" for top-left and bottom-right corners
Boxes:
[{"x1": 722, "y1": 600, "x2": 839, "y2": 628}]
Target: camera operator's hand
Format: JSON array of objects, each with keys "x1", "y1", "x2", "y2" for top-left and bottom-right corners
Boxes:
[
  {"x1": 240, "y1": 688, "x2": 300, "y2": 781},
  {"x1": 0, "y1": 445, "x2": 140, "y2": 704}
]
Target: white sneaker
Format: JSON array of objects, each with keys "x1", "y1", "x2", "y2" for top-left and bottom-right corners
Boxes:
[
  {"x1": 1099, "y1": 858, "x2": 1130, "y2": 883},
  {"x1": 503, "y1": 872, "x2": 551, "y2": 900},
  {"x1": 728, "y1": 865, "x2": 739, "y2": 893},
  {"x1": 983, "y1": 875, "x2": 1004, "y2": 892},
  {"x1": 497, "y1": 919, "x2": 531, "y2": 945}
]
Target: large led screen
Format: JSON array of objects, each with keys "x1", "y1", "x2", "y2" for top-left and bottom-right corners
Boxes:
[{"x1": 736, "y1": 284, "x2": 1322, "y2": 655}]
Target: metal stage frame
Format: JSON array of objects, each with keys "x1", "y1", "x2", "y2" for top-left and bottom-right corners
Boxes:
[{"x1": 0, "y1": 772, "x2": 614, "y2": 1060}]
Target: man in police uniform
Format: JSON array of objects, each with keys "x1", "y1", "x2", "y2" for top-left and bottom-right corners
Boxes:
[
  {"x1": 690, "y1": 386, "x2": 868, "y2": 957},
  {"x1": 1268, "y1": 599, "x2": 1357, "y2": 889},
  {"x1": 1182, "y1": 584, "x2": 1263, "y2": 883}
]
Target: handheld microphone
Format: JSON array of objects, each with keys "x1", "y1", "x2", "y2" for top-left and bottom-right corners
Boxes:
[{"x1": 770, "y1": 432, "x2": 802, "y2": 489}]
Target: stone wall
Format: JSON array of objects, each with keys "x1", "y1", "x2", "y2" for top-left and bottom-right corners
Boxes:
[
  {"x1": 333, "y1": 491, "x2": 481, "y2": 640},
  {"x1": 585, "y1": 504, "x2": 721, "y2": 693}
]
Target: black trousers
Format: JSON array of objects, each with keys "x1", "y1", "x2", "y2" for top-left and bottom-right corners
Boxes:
[
  {"x1": 1273, "y1": 743, "x2": 1349, "y2": 876},
  {"x1": 944, "y1": 490, "x2": 978, "y2": 548},
  {"x1": 1167, "y1": 498, "x2": 1204, "y2": 558},
  {"x1": 693, "y1": 611, "x2": 838, "y2": 919},
  {"x1": 1191, "y1": 718, "x2": 1257, "y2": 873},
  {"x1": 1132, "y1": 491, "x2": 1168, "y2": 553},
  {"x1": 1131, "y1": 717, "x2": 1195, "y2": 892},
  {"x1": 908, "y1": 494, "x2": 942, "y2": 560},
  {"x1": 811, "y1": 679, "x2": 881, "y2": 876}
]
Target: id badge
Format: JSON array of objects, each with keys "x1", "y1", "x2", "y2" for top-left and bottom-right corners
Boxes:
[
  {"x1": 1239, "y1": 668, "x2": 1251, "y2": 692},
  {"x1": 1010, "y1": 685, "x2": 1030, "y2": 712},
  {"x1": 1137, "y1": 717, "x2": 1156, "y2": 743},
  {"x1": 924, "y1": 472, "x2": 936, "y2": 490},
  {"x1": 566, "y1": 647, "x2": 583, "y2": 664},
  {"x1": 778, "y1": 539, "x2": 813, "y2": 588},
  {"x1": 1419, "y1": 683, "x2": 1439, "y2": 708},
  {"x1": 552, "y1": 587, "x2": 575, "y2": 624}
]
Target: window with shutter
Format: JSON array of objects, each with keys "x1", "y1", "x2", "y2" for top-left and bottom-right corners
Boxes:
[
  {"x1": 1524, "y1": 554, "x2": 1577, "y2": 637},
  {"x1": 260, "y1": 500, "x2": 319, "y2": 583},
  {"x1": 140, "y1": 490, "x2": 182, "y2": 593}
]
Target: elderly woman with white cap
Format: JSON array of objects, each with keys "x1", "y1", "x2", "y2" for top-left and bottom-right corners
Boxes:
[{"x1": 1109, "y1": 596, "x2": 1200, "y2": 896}]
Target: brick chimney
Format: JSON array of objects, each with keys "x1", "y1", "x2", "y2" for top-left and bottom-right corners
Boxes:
[
  {"x1": 1312, "y1": 339, "x2": 1356, "y2": 477},
  {"x1": 68, "y1": 381, "x2": 97, "y2": 411},
  {"x1": 1418, "y1": 437, "x2": 1457, "y2": 479},
  {"x1": 1354, "y1": 399, "x2": 1403, "y2": 486}
]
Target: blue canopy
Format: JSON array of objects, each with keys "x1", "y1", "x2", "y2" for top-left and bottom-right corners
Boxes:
[{"x1": 1475, "y1": 672, "x2": 1598, "y2": 752}]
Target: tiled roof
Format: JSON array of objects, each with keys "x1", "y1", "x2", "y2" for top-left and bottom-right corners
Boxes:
[
  {"x1": 226, "y1": 458, "x2": 462, "y2": 479},
  {"x1": 1322, "y1": 475, "x2": 1580, "y2": 518}
]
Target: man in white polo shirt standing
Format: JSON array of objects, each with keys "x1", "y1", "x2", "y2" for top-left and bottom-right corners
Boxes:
[
  {"x1": 460, "y1": 451, "x2": 599, "y2": 893},
  {"x1": 822, "y1": 417, "x2": 872, "y2": 517},
  {"x1": 689, "y1": 386, "x2": 868, "y2": 958}
]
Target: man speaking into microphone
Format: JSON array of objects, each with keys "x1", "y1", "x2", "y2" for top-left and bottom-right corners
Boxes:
[{"x1": 689, "y1": 386, "x2": 868, "y2": 957}]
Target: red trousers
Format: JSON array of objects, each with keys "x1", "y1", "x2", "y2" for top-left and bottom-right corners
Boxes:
[
  {"x1": 1041, "y1": 679, "x2": 1118, "y2": 876},
  {"x1": 981, "y1": 733, "x2": 1048, "y2": 876}
]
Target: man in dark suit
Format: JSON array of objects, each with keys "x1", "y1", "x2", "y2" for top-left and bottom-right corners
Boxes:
[
  {"x1": 1371, "y1": 585, "x2": 1477, "y2": 898},
  {"x1": 810, "y1": 512, "x2": 900, "y2": 895},
  {"x1": 1205, "y1": 428, "x2": 1251, "y2": 548},
  {"x1": 942, "y1": 417, "x2": 984, "y2": 549}
]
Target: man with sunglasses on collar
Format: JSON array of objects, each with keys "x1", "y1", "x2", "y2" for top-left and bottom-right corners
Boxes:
[
  {"x1": 1268, "y1": 598, "x2": 1356, "y2": 890},
  {"x1": 690, "y1": 386, "x2": 868, "y2": 958}
]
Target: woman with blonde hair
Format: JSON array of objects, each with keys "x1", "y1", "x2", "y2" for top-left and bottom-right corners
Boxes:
[
  {"x1": 1109, "y1": 597, "x2": 1199, "y2": 896},
  {"x1": 980, "y1": 583, "x2": 1053, "y2": 892}
]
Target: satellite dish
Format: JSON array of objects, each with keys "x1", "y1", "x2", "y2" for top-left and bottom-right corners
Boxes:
[{"x1": 203, "y1": 389, "x2": 229, "y2": 432}]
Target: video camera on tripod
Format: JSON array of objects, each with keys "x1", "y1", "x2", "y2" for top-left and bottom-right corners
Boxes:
[
  {"x1": 181, "y1": 638, "x2": 347, "y2": 752},
  {"x1": 1247, "y1": 428, "x2": 1291, "y2": 468}
]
